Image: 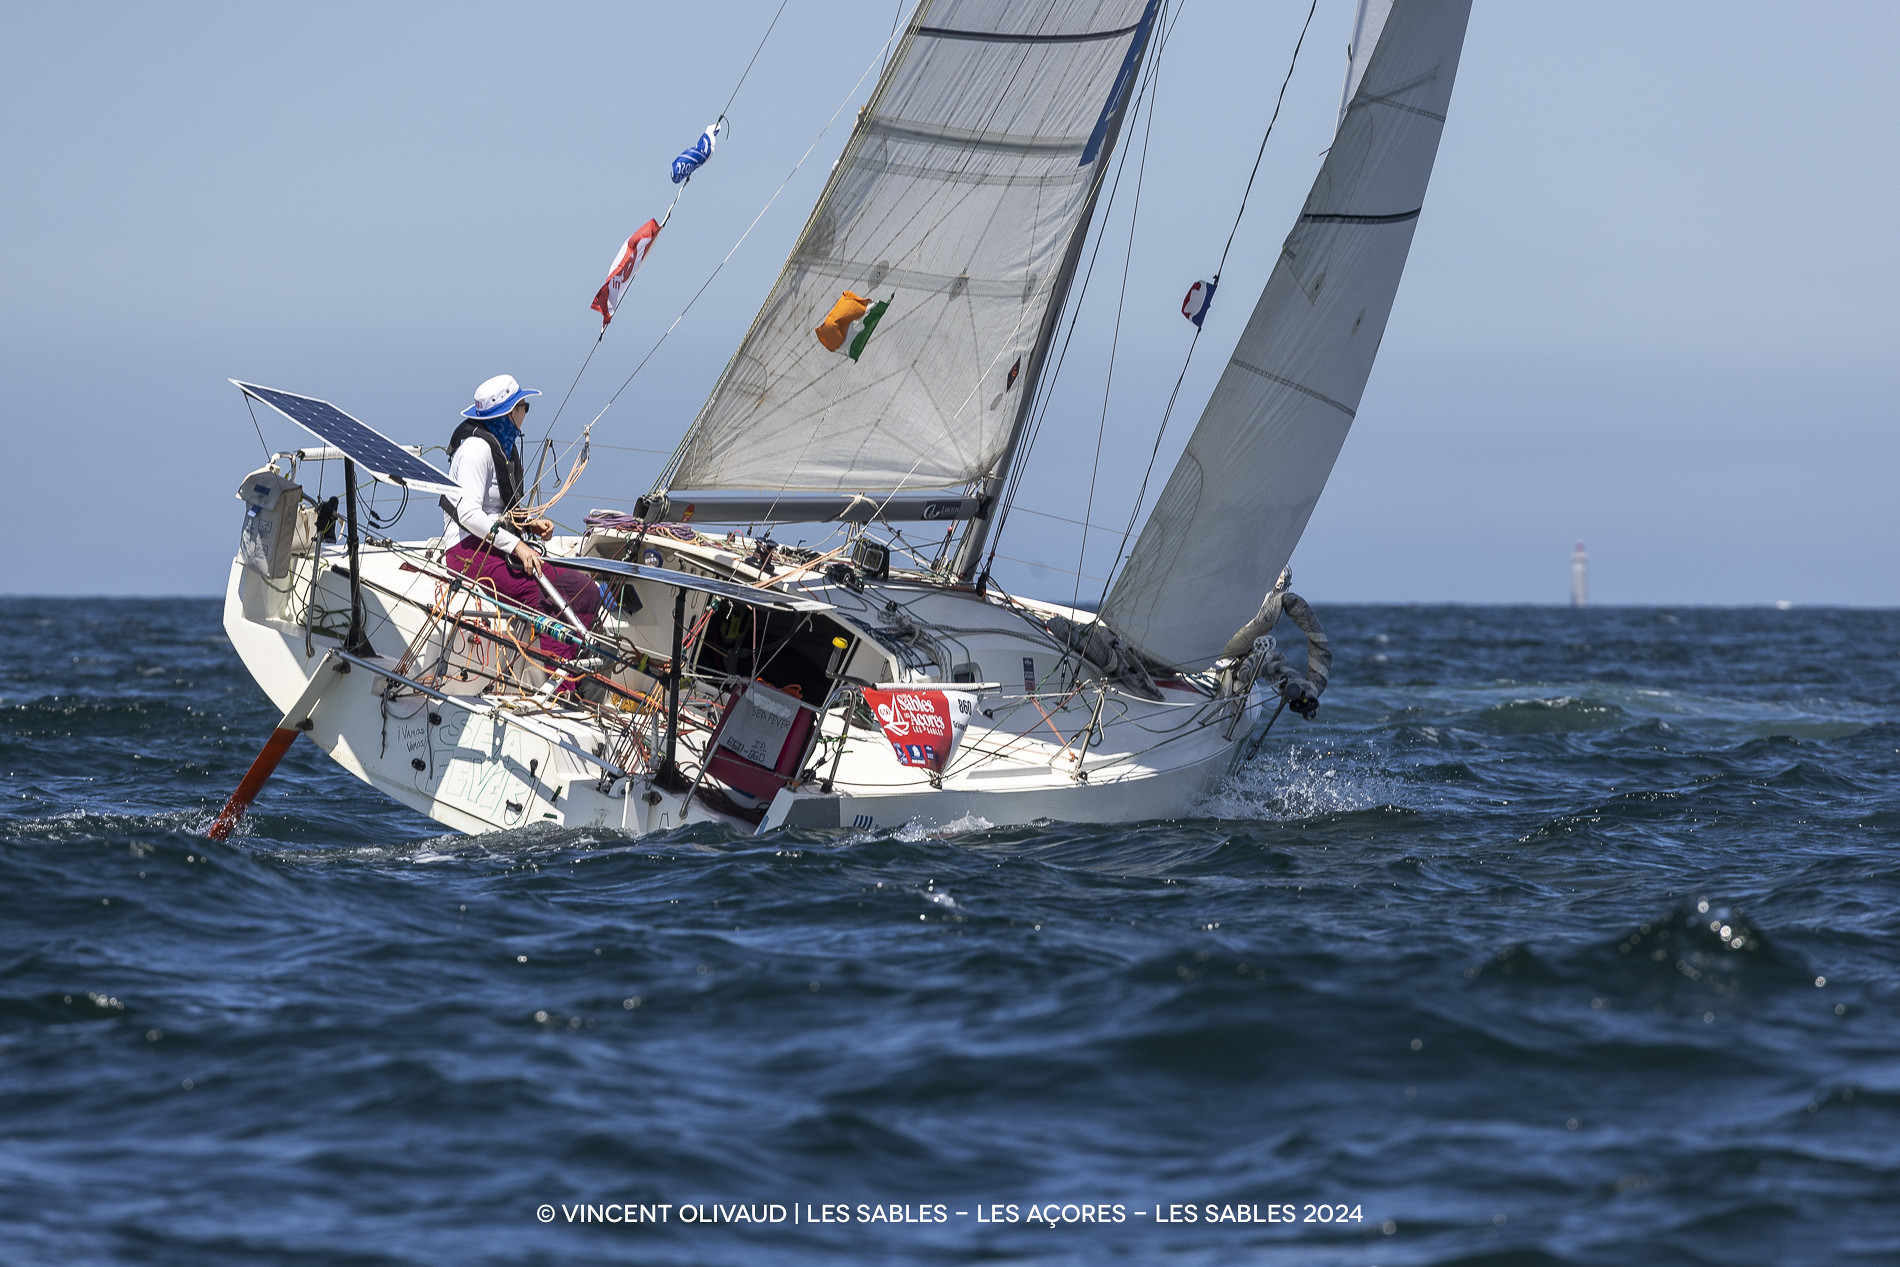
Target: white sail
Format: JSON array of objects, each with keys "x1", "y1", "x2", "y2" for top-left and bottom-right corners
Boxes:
[
  {"x1": 1100, "y1": 0, "x2": 1470, "y2": 670},
  {"x1": 660, "y1": 0, "x2": 1159, "y2": 501}
]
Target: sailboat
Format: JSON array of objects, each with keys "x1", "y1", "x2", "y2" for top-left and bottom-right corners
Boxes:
[{"x1": 210, "y1": 0, "x2": 1471, "y2": 840}]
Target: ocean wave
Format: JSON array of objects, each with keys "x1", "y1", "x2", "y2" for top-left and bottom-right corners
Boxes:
[
  {"x1": 6, "y1": 598, "x2": 1900, "y2": 1263},
  {"x1": 1474, "y1": 695, "x2": 1628, "y2": 734}
]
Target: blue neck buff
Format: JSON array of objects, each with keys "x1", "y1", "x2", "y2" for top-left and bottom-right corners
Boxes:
[{"x1": 483, "y1": 415, "x2": 520, "y2": 459}]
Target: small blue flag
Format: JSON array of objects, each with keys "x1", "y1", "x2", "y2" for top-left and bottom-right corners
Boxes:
[
  {"x1": 1182, "y1": 279, "x2": 1216, "y2": 328},
  {"x1": 670, "y1": 119, "x2": 725, "y2": 184}
]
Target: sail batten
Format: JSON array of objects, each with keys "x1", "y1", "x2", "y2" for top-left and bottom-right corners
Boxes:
[
  {"x1": 660, "y1": 0, "x2": 1159, "y2": 504},
  {"x1": 1300, "y1": 208, "x2": 1421, "y2": 225},
  {"x1": 916, "y1": 20, "x2": 1146, "y2": 44},
  {"x1": 1099, "y1": 0, "x2": 1472, "y2": 670}
]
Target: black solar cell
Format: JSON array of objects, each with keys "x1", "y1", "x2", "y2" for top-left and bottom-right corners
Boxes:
[{"x1": 232, "y1": 381, "x2": 456, "y2": 493}]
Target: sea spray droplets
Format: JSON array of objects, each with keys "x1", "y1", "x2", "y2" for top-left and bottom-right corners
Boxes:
[
  {"x1": 1200, "y1": 743, "x2": 1409, "y2": 820},
  {"x1": 892, "y1": 814, "x2": 994, "y2": 842}
]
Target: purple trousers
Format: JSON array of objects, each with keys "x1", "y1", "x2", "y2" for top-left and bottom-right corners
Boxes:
[{"x1": 444, "y1": 536, "x2": 602, "y2": 663}]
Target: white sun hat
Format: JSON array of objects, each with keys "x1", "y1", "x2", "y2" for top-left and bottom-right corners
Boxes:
[{"x1": 462, "y1": 373, "x2": 542, "y2": 420}]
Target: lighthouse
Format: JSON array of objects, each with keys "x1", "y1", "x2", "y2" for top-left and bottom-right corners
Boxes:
[{"x1": 1571, "y1": 541, "x2": 1588, "y2": 608}]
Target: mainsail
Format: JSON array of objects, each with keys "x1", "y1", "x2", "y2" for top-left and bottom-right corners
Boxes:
[
  {"x1": 659, "y1": 0, "x2": 1159, "y2": 506},
  {"x1": 1100, "y1": 0, "x2": 1471, "y2": 669}
]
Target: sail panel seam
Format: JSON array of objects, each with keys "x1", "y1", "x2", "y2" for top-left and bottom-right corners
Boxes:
[
  {"x1": 1230, "y1": 359, "x2": 1356, "y2": 418},
  {"x1": 852, "y1": 153, "x2": 1094, "y2": 189},
  {"x1": 1088, "y1": 0, "x2": 1320, "y2": 606},
  {"x1": 865, "y1": 115, "x2": 1091, "y2": 156},
  {"x1": 787, "y1": 257, "x2": 1045, "y2": 298}
]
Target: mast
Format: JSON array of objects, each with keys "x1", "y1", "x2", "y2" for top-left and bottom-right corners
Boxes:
[{"x1": 952, "y1": 0, "x2": 1162, "y2": 583}]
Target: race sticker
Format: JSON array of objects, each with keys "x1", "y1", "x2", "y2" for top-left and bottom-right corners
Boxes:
[{"x1": 862, "y1": 688, "x2": 976, "y2": 772}]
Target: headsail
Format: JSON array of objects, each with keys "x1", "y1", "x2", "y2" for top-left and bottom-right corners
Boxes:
[
  {"x1": 1338, "y1": 0, "x2": 1398, "y2": 125},
  {"x1": 1100, "y1": 0, "x2": 1471, "y2": 669},
  {"x1": 658, "y1": 0, "x2": 1159, "y2": 506}
]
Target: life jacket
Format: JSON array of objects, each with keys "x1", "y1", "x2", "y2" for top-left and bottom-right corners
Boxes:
[{"x1": 448, "y1": 418, "x2": 524, "y2": 513}]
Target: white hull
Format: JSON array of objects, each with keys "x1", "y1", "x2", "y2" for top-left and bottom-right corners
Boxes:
[{"x1": 222, "y1": 530, "x2": 1262, "y2": 839}]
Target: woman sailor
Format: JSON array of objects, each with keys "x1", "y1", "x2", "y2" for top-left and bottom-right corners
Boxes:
[{"x1": 440, "y1": 373, "x2": 601, "y2": 683}]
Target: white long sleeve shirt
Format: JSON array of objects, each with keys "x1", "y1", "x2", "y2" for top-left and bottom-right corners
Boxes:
[{"x1": 439, "y1": 436, "x2": 521, "y2": 551}]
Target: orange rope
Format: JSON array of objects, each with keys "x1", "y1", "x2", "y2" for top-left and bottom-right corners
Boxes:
[{"x1": 508, "y1": 442, "x2": 590, "y2": 521}]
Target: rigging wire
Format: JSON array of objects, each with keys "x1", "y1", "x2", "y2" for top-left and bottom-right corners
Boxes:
[
  {"x1": 1214, "y1": 0, "x2": 1321, "y2": 293},
  {"x1": 1072, "y1": 26, "x2": 1163, "y2": 610},
  {"x1": 828, "y1": 0, "x2": 1127, "y2": 522},
  {"x1": 839, "y1": 1, "x2": 1079, "y2": 299},
  {"x1": 883, "y1": 1, "x2": 906, "y2": 77},
  {"x1": 689, "y1": 0, "x2": 1122, "y2": 541},
  {"x1": 539, "y1": 332, "x2": 605, "y2": 444},
  {"x1": 583, "y1": 25, "x2": 908, "y2": 442},
  {"x1": 982, "y1": 1, "x2": 1183, "y2": 579},
  {"x1": 1008, "y1": 505, "x2": 1125, "y2": 535},
  {"x1": 527, "y1": 331, "x2": 607, "y2": 503},
  {"x1": 241, "y1": 397, "x2": 273, "y2": 463},
  {"x1": 723, "y1": 0, "x2": 790, "y2": 119},
  {"x1": 589, "y1": 441, "x2": 678, "y2": 456},
  {"x1": 522, "y1": 0, "x2": 795, "y2": 499},
  {"x1": 1092, "y1": 0, "x2": 1320, "y2": 609}
]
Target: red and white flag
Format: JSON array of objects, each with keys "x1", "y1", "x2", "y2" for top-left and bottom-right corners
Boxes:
[
  {"x1": 862, "y1": 687, "x2": 977, "y2": 773},
  {"x1": 591, "y1": 219, "x2": 661, "y2": 327}
]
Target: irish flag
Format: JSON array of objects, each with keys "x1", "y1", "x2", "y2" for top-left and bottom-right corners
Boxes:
[
  {"x1": 814, "y1": 290, "x2": 890, "y2": 361},
  {"x1": 591, "y1": 219, "x2": 661, "y2": 328}
]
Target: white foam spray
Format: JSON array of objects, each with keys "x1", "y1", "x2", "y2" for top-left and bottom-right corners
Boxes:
[{"x1": 1199, "y1": 744, "x2": 1406, "y2": 821}]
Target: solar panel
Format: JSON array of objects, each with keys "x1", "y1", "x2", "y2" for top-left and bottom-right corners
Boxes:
[{"x1": 232, "y1": 380, "x2": 456, "y2": 495}]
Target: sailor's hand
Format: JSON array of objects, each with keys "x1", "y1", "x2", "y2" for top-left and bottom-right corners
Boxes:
[
  {"x1": 512, "y1": 541, "x2": 545, "y2": 576},
  {"x1": 528, "y1": 517, "x2": 556, "y2": 538}
]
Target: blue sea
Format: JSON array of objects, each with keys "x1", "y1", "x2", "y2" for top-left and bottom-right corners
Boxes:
[{"x1": 3, "y1": 598, "x2": 1896, "y2": 1265}]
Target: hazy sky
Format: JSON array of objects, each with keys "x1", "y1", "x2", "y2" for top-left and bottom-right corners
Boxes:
[{"x1": 4, "y1": 1, "x2": 1895, "y2": 604}]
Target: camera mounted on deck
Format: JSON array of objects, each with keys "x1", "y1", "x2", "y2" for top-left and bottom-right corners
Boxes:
[{"x1": 849, "y1": 536, "x2": 890, "y2": 580}]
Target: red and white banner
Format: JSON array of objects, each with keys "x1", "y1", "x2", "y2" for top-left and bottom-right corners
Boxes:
[
  {"x1": 591, "y1": 218, "x2": 661, "y2": 327},
  {"x1": 863, "y1": 687, "x2": 977, "y2": 773}
]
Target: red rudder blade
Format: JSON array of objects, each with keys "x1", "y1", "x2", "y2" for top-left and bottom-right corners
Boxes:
[{"x1": 206, "y1": 727, "x2": 301, "y2": 841}]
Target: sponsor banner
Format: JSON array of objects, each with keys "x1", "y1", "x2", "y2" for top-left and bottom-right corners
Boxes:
[{"x1": 863, "y1": 688, "x2": 976, "y2": 773}]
